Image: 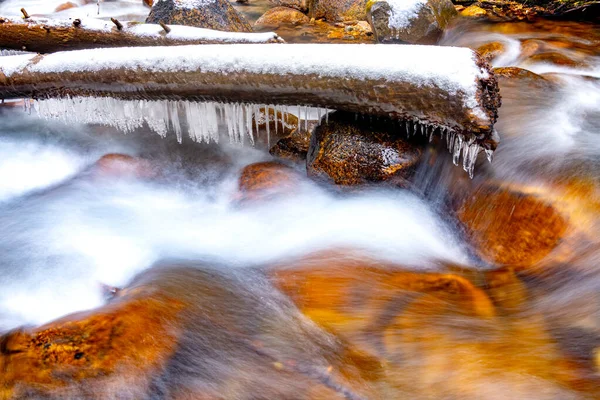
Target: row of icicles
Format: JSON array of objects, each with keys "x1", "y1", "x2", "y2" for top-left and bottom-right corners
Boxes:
[{"x1": 28, "y1": 97, "x2": 492, "y2": 178}]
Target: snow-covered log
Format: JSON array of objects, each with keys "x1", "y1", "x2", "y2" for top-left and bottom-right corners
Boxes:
[
  {"x1": 0, "y1": 16, "x2": 282, "y2": 53},
  {"x1": 0, "y1": 43, "x2": 500, "y2": 150}
]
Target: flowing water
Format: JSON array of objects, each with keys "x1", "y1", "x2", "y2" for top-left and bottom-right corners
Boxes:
[{"x1": 1, "y1": 2, "x2": 600, "y2": 399}]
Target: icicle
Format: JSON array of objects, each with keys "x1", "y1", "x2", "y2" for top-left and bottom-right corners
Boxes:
[
  {"x1": 297, "y1": 105, "x2": 302, "y2": 131},
  {"x1": 428, "y1": 126, "x2": 434, "y2": 143},
  {"x1": 485, "y1": 148, "x2": 494, "y2": 163},
  {"x1": 245, "y1": 104, "x2": 254, "y2": 145},
  {"x1": 265, "y1": 105, "x2": 271, "y2": 145},
  {"x1": 412, "y1": 120, "x2": 417, "y2": 136},
  {"x1": 273, "y1": 105, "x2": 278, "y2": 136},
  {"x1": 254, "y1": 104, "x2": 260, "y2": 140},
  {"x1": 452, "y1": 134, "x2": 463, "y2": 166},
  {"x1": 304, "y1": 105, "x2": 309, "y2": 132},
  {"x1": 325, "y1": 110, "x2": 329, "y2": 124},
  {"x1": 168, "y1": 101, "x2": 182, "y2": 143}
]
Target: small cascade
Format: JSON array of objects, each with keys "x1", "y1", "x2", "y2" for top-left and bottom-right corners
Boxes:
[{"x1": 398, "y1": 118, "x2": 492, "y2": 178}]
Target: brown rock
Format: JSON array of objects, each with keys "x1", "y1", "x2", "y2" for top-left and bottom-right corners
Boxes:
[
  {"x1": 146, "y1": 0, "x2": 253, "y2": 32},
  {"x1": 270, "y1": 128, "x2": 312, "y2": 162},
  {"x1": 307, "y1": 112, "x2": 423, "y2": 186},
  {"x1": 310, "y1": 0, "x2": 368, "y2": 22},
  {"x1": 368, "y1": 0, "x2": 457, "y2": 44},
  {"x1": 255, "y1": 6, "x2": 310, "y2": 26},
  {"x1": 54, "y1": 2, "x2": 78, "y2": 12},
  {"x1": 527, "y1": 51, "x2": 586, "y2": 68},
  {"x1": 457, "y1": 185, "x2": 568, "y2": 269},
  {"x1": 235, "y1": 161, "x2": 303, "y2": 204}
]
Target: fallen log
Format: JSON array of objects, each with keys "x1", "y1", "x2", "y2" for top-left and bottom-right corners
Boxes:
[
  {"x1": 0, "y1": 43, "x2": 500, "y2": 161},
  {"x1": 0, "y1": 16, "x2": 282, "y2": 53}
]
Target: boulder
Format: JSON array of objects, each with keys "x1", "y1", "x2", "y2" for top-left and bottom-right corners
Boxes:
[
  {"x1": 310, "y1": 0, "x2": 368, "y2": 22},
  {"x1": 307, "y1": 112, "x2": 423, "y2": 186},
  {"x1": 367, "y1": 0, "x2": 457, "y2": 44},
  {"x1": 255, "y1": 6, "x2": 310, "y2": 26},
  {"x1": 92, "y1": 153, "x2": 157, "y2": 179},
  {"x1": 146, "y1": 0, "x2": 253, "y2": 32}
]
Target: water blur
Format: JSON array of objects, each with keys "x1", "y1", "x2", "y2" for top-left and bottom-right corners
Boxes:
[{"x1": 1, "y1": 3, "x2": 600, "y2": 399}]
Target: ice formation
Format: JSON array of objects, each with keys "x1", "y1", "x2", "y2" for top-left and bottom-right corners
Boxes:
[{"x1": 32, "y1": 97, "x2": 487, "y2": 178}]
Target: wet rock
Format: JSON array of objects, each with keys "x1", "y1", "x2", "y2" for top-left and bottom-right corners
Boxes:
[
  {"x1": 235, "y1": 161, "x2": 303, "y2": 204},
  {"x1": 255, "y1": 6, "x2": 310, "y2": 27},
  {"x1": 307, "y1": 112, "x2": 423, "y2": 186},
  {"x1": 54, "y1": 2, "x2": 78, "y2": 12},
  {"x1": 143, "y1": 0, "x2": 153, "y2": 7},
  {"x1": 526, "y1": 51, "x2": 586, "y2": 68},
  {"x1": 269, "y1": 0, "x2": 309, "y2": 12},
  {"x1": 146, "y1": 0, "x2": 253, "y2": 32},
  {"x1": 270, "y1": 128, "x2": 312, "y2": 162},
  {"x1": 310, "y1": 0, "x2": 368, "y2": 22},
  {"x1": 493, "y1": 67, "x2": 557, "y2": 90},
  {"x1": 476, "y1": 41, "x2": 505, "y2": 63},
  {"x1": 367, "y1": 0, "x2": 457, "y2": 44},
  {"x1": 0, "y1": 264, "x2": 366, "y2": 399},
  {"x1": 460, "y1": 4, "x2": 487, "y2": 18},
  {"x1": 457, "y1": 185, "x2": 568, "y2": 269},
  {"x1": 92, "y1": 153, "x2": 157, "y2": 179}
]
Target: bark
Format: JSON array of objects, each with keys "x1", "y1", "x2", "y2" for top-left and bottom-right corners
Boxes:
[
  {"x1": 0, "y1": 16, "x2": 282, "y2": 54},
  {"x1": 0, "y1": 44, "x2": 500, "y2": 150}
]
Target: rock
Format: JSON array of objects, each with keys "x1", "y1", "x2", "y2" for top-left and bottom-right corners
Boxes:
[
  {"x1": 476, "y1": 41, "x2": 505, "y2": 63},
  {"x1": 460, "y1": 4, "x2": 487, "y2": 17},
  {"x1": 367, "y1": 0, "x2": 457, "y2": 44},
  {"x1": 0, "y1": 264, "x2": 364, "y2": 399},
  {"x1": 92, "y1": 153, "x2": 157, "y2": 179},
  {"x1": 54, "y1": 1, "x2": 78, "y2": 12},
  {"x1": 255, "y1": 6, "x2": 310, "y2": 27},
  {"x1": 526, "y1": 51, "x2": 586, "y2": 68},
  {"x1": 457, "y1": 185, "x2": 568, "y2": 269},
  {"x1": 268, "y1": 0, "x2": 309, "y2": 13},
  {"x1": 493, "y1": 66, "x2": 557, "y2": 90},
  {"x1": 307, "y1": 112, "x2": 423, "y2": 186},
  {"x1": 270, "y1": 128, "x2": 312, "y2": 162},
  {"x1": 235, "y1": 161, "x2": 303, "y2": 204},
  {"x1": 146, "y1": 0, "x2": 253, "y2": 32},
  {"x1": 143, "y1": 0, "x2": 153, "y2": 7},
  {"x1": 310, "y1": 0, "x2": 368, "y2": 22}
]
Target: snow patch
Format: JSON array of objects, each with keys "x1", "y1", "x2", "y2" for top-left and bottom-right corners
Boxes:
[{"x1": 386, "y1": 0, "x2": 428, "y2": 30}]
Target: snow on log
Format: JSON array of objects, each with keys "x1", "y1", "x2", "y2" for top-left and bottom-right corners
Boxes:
[
  {"x1": 0, "y1": 16, "x2": 282, "y2": 53},
  {"x1": 0, "y1": 43, "x2": 500, "y2": 152}
]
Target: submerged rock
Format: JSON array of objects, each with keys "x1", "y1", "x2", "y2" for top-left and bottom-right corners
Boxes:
[
  {"x1": 476, "y1": 41, "x2": 505, "y2": 63},
  {"x1": 307, "y1": 112, "x2": 423, "y2": 186},
  {"x1": 235, "y1": 161, "x2": 303, "y2": 204},
  {"x1": 146, "y1": 0, "x2": 253, "y2": 32},
  {"x1": 457, "y1": 185, "x2": 568, "y2": 269},
  {"x1": 367, "y1": 0, "x2": 457, "y2": 44},
  {"x1": 310, "y1": 0, "x2": 368, "y2": 22},
  {"x1": 92, "y1": 153, "x2": 157, "y2": 179},
  {"x1": 255, "y1": 6, "x2": 310, "y2": 27},
  {"x1": 0, "y1": 264, "x2": 364, "y2": 399}
]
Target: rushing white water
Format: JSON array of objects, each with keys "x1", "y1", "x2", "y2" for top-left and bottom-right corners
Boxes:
[{"x1": 0, "y1": 111, "x2": 470, "y2": 329}]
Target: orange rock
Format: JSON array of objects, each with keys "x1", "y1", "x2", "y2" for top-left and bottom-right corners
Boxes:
[
  {"x1": 235, "y1": 161, "x2": 302, "y2": 204},
  {"x1": 461, "y1": 5, "x2": 487, "y2": 18},
  {"x1": 0, "y1": 289, "x2": 185, "y2": 399},
  {"x1": 476, "y1": 41, "x2": 505, "y2": 63},
  {"x1": 457, "y1": 185, "x2": 568, "y2": 269},
  {"x1": 92, "y1": 153, "x2": 157, "y2": 179},
  {"x1": 54, "y1": 1, "x2": 78, "y2": 12},
  {"x1": 255, "y1": 6, "x2": 310, "y2": 27}
]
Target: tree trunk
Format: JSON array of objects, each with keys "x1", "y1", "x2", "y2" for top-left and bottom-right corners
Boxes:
[{"x1": 0, "y1": 16, "x2": 282, "y2": 53}]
